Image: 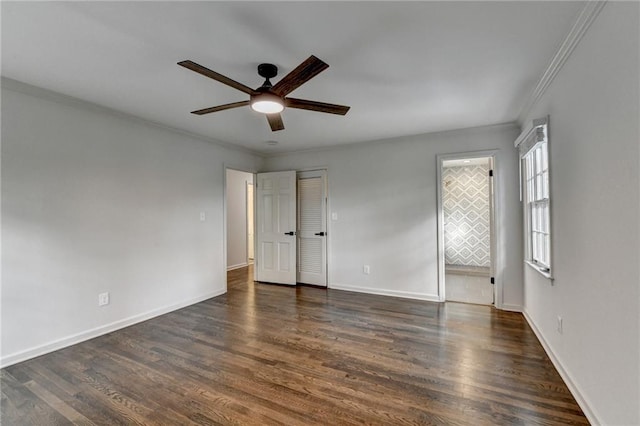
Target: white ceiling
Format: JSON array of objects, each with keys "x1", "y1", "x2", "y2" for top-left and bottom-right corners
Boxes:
[{"x1": 1, "y1": 1, "x2": 585, "y2": 154}]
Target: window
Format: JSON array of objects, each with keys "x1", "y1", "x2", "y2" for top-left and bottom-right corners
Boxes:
[{"x1": 516, "y1": 117, "x2": 552, "y2": 277}]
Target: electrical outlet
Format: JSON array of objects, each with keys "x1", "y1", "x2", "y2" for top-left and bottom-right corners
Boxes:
[
  {"x1": 98, "y1": 292, "x2": 110, "y2": 307},
  {"x1": 557, "y1": 316, "x2": 563, "y2": 334},
  {"x1": 363, "y1": 265, "x2": 370, "y2": 275}
]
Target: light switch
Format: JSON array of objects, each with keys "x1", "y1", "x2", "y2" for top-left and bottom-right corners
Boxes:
[
  {"x1": 331, "y1": 212, "x2": 338, "y2": 221},
  {"x1": 200, "y1": 211, "x2": 206, "y2": 221}
]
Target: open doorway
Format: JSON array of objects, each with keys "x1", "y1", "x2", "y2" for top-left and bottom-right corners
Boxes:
[
  {"x1": 226, "y1": 169, "x2": 254, "y2": 271},
  {"x1": 438, "y1": 154, "x2": 495, "y2": 305}
]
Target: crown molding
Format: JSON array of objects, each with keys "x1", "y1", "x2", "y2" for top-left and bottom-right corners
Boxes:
[
  {"x1": 1, "y1": 77, "x2": 266, "y2": 159},
  {"x1": 517, "y1": 1, "x2": 607, "y2": 124}
]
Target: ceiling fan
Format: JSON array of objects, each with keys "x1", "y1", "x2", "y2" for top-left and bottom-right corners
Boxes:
[{"x1": 178, "y1": 55, "x2": 350, "y2": 131}]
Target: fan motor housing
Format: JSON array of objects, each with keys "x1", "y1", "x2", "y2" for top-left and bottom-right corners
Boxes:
[{"x1": 258, "y1": 63, "x2": 278, "y2": 79}]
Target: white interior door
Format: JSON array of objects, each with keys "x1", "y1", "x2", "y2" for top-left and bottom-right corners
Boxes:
[
  {"x1": 256, "y1": 171, "x2": 297, "y2": 285},
  {"x1": 297, "y1": 170, "x2": 327, "y2": 286}
]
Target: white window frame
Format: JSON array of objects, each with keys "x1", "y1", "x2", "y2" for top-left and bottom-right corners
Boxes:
[{"x1": 515, "y1": 117, "x2": 553, "y2": 279}]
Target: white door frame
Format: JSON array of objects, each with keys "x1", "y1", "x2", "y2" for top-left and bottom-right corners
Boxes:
[
  {"x1": 436, "y1": 150, "x2": 501, "y2": 306},
  {"x1": 246, "y1": 181, "x2": 254, "y2": 263}
]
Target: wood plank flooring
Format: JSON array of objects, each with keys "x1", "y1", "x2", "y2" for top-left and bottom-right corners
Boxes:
[{"x1": 1, "y1": 266, "x2": 588, "y2": 425}]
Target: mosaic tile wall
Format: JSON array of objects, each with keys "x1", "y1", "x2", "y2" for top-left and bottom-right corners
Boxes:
[{"x1": 443, "y1": 164, "x2": 491, "y2": 267}]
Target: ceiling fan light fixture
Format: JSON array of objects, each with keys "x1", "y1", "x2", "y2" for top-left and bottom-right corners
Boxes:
[
  {"x1": 250, "y1": 92, "x2": 284, "y2": 114},
  {"x1": 179, "y1": 55, "x2": 349, "y2": 131}
]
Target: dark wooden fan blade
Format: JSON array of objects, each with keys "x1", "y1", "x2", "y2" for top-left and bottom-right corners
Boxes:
[
  {"x1": 266, "y1": 113, "x2": 285, "y2": 131},
  {"x1": 178, "y1": 60, "x2": 254, "y2": 95},
  {"x1": 285, "y1": 98, "x2": 350, "y2": 115},
  {"x1": 191, "y1": 100, "x2": 250, "y2": 115},
  {"x1": 271, "y1": 55, "x2": 329, "y2": 97}
]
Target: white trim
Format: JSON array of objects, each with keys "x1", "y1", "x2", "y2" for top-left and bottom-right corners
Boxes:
[
  {"x1": 436, "y1": 158, "x2": 447, "y2": 302},
  {"x1": 246, "y1": 181, "x2": 254, "y2": 265},
  {"x1": 227, "y1": 262, "x2": 249, "y2": 271},
  {"x1": 523, "y1": 310, "x2": 599, "y2": 425},
  {"x1": 325, "y1": 169, "x2": 332, "y2": 289},
  {"x1": 525, "y1": 260, "x2": 553, "y2": 280},
  {"x1": 329, "y1": 284, "x2": 440, "y2": 302},
  {"x1": 294, "y1": 165, "x2": 330, "y2": 173},
  {"x1": 517, "y1": 1, "x2": 607, "y2": 123},
  {"x1": 0, "y1": 289, "x2": 226, "y2": 369},
  {"x1": 436, "y1": 150, "x2": 502, "y2": 308},
  {"x1": 515, "y1": 116, "x2": 548, "y2": 151},
  {"x1": 499, "y1": 304, "x2": 523, "y2": 313},
  {"x1": 514, "y1": 122, "x2": 535, "y2": 148}
]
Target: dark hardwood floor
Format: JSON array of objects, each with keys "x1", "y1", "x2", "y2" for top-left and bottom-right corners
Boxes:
[{"x1": 2, "y1": 266, "x2": 588, "y2": 425}]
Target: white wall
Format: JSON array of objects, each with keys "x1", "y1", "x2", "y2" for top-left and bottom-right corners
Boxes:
[
  {"x1": 520, "y1": 3, "x2": 639, "y2": 425},
  {"x1": 0, "y1": 80, "x2": 262, "y2": 366},
  {"x1": 226, "y1": 169, "x2": 253, "y2": 269},
  {"x1": 264, "y1": 123, "x2": 523, "y2": 308}
]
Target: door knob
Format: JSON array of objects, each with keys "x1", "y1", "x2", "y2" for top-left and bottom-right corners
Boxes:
[
  {"x1": 314, "y1": 232, "x2": 326, "y2": 236},
  {"x1": 284, "y1": 231, "x2": 295, "y2": 236}
]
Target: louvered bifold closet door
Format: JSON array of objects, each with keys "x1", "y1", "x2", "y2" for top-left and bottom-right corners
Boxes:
[{"x1": 297, "y1": 170, "x2": 327, "y2": 286}]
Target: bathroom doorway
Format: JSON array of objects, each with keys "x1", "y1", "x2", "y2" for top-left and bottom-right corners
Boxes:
[{"x1": 439, "y1": 155, "x2": 495, "y2": 305}]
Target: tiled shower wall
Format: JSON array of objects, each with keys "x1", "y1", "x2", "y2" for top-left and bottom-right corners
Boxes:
[{"x1": 443, "y1": 164, "x2": 490, "y2": 267}]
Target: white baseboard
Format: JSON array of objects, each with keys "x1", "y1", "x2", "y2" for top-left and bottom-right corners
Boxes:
[
  {"x1": 498, "y1": 303, "x2": 523, "y2": 312},
  {"x1": 522, "y1": 310, "x2": 599, "y2": 425},
  {"x1": 329, "y1": 283, "x2": 441, "y2": 302},
  {"x1": 0, "y1": 289, "x2": 226, "y2": 368},
  {"x1": 227, "y1": 262, "x2": 248, "y2": 271}
]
